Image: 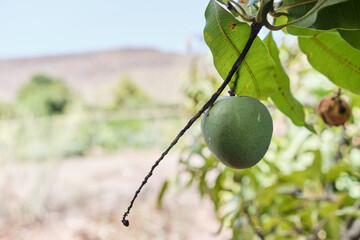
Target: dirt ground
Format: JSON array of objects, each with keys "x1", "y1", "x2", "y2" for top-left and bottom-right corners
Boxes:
[{"x1": 0, "y1": 150, "x2": 231, "y2": 240}]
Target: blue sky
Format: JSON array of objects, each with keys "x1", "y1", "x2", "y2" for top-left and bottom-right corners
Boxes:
[{"x1": 0, "y1": 0, "x2": 209, "y2": 59}]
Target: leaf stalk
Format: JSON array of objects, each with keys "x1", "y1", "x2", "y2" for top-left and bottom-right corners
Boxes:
[{"x1": 266, "y1": 0, "x2": 327, "y2": 30}]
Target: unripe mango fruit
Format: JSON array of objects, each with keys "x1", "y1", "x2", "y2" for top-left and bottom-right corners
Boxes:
[{"x1": 201, "y1": 96, "x2": 273, "y2": 169}]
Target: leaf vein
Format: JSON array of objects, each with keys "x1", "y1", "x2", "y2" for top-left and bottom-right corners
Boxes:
[
  {"x1": 281, "y1": 0, "x2": 318, "y2": 10},
  {"x1": 312, "y1": 36, "x2": 360, "y2": 74},
  {"x1": 243, "y1": 60, "x2": 260, "y2": 97},
  {"x1": 212, "y1": 0, "x2": 259, "y2": 96}
]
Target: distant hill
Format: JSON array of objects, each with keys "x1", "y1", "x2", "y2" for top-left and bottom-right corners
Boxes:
[{"x1": 0, "y1": 49, "x2": 196, "y2": 104}]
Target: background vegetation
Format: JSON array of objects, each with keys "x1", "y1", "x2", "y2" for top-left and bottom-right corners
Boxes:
[
  {"x1": 0, "y1": 74, "x2": 183, "y2": 162},
  {"x1": 159, "y1": 33, "x2": 360, "y2": 239}
]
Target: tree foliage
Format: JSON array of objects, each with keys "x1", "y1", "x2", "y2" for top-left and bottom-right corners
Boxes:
[
  {"x1": 157, "y1": 0, "x2": 360, "y2": 239},
  {"x1": 111, "y1": 76, "x2": 150, "y2": 109},
  {"x1": 17, "y1": 74, "x2": 72, "y2": 116},
  {"x1": 122, "y1": 0, "x2": 360, "y2": 238}
]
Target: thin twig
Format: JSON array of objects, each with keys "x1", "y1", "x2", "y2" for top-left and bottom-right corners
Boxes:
[
  {"x1": 244, "y1": 204, "x2": 265, "y2": 240},
  {"x1": 122, "y1": 21, "x2": 263, "y2": 227}
]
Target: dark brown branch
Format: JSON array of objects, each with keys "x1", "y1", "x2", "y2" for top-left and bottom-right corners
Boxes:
[
  {"x1": 244, "y1": 204, "x2": 265, "y2": 240},
  {"x1": 122, "y1": 22, "x2": 263, "y2": 227}
]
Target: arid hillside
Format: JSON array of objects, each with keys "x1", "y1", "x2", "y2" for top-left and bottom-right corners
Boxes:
[{"x1": 0, "y1": 49, "x2": 195, "y2": 104}]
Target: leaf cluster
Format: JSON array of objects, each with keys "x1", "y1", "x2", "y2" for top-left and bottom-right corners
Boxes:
[
  {"x1": 159, "y1": 74, "x2": 360, "y2": 237},
  {"x1": 205, "y1": 0, "x2": 360, "y2": 129},
  {"x1": 171, "y1": 131, "x2": 360, "y2": 239}
]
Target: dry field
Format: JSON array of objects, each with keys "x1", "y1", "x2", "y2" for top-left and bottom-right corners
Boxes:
[{"x1": 0, "y1": 150, "x2": 231, "y2": 240}]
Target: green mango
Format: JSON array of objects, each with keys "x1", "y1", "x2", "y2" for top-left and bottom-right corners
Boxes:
[{"x1": 201, "y1": 96, "x2": 273, "y2": 169}]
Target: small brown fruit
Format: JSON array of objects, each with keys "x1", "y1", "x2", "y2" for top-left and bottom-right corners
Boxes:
[{"x1": 316, "y1": 96, "x2": 350, "y2": 126}]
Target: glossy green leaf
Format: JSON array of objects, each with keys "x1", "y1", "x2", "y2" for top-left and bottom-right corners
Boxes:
[
  {"x1": 298, "y1": 31, "x2": 360, "y2": 95},
  {"x1": 287, "y1": 25, "x2": 325, "y2": 36},
  {"x1": 264, "y1": 33, "x2": 314, "y2": 131},
  {"x1": 280, "y1": 0, "x2": 348, "y2": 28},
  {"x1": 204, "y1": 0, "x2": 276, "y2": 99},
  {"x1": 338, "y1": 29, "x2": 360, "y2": 50},
  {"x1": 311, "y1": 0, "x2": 360, "y2": 30}
]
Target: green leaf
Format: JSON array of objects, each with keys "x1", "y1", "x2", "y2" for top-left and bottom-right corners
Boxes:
[
  {"x1": 287, "y1": 25, "x2": 325, "y2": 36},
  {"x1": 325, "y1": 162, "x2": 352, "y2": 181},
  {"x1": 311, "y1": 0, "x2": 360, "y2": 30},
  {"x1": 264, "y1": 33, "x2": 314, "y2": 131},
  {"x1": 298, "y1": 31, "x2": 360, "y2": 95},
  {"x1": 156, "y1": 180, "x2": 169, "y2": 208},
  {"x1": 217, "y1": 0, "x2": 229, "y2": 4},
  {"x1": 311, "y1": 150, "x2": 322, "y2": 172},
  {"x1": 338, "y1": 29, "x2": 360, "y2": 50},
  {"x1": 281, "y1": 0, "x2": 348, "y2": 28},
  {"x1": 309, "y1": 150, "x2": 322, "y2": 180},
  {"x1": 204, "y1": 0, "x2": 276, "y2": 99},
  {"x1": 279, "y1": 170, "x2": 310, "y2": 187}
]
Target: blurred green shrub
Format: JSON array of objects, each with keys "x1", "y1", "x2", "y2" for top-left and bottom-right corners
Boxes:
[
  {"x1": 158, "y1": 53, "x2": 360, "y2": 239},
  {"x1": 111, "y1": 76, "x2": 150, "y2": 109},
  {"x1": 0, "y1": 101, "x2": 4, "y2": 118},
  {"x1": 0, "y1": 101, "x2": 15, "y2": 119},
  {"x1": 17, "y1": 74, "x2": 72, "y2": 116}
]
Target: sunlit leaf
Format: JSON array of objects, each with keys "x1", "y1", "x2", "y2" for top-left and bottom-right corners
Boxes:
[
  {"x1": 279, "y1": 170, "x2": 312, "y2": 188},
  {"x1": 298, "y1": 31, "x2": 360, "y2": 95},
  {"x1": 287, "y1": 25, "x2": 325, "y2": 36},
  {"x1": 262, "y1": 216, "x2": 282, "y2": 233},
  {"x1": 309, "y1": 150, "x2": 322, "y2": 179},
  {"x1": 325, "y1": 162, "x2": 352, "y2": 181},
  {"x1": 319, "y1": 202, "x2": 337, "y2": 217},
  {"x1": 264, "y1": 33, "x2": 314, "y2": 131},
  {"x1": 199, "y1": 173, "x2": 208, "y2": 196},
  {"x1": 325, "y1": 217, "x2": 340, "y2": 238},
  {"x1": 257, "y1": 185, "x2": 278, "y2": 206},
  {"x1": 212, "y1": 171, "x2": 227, "y2": 210},
  {"x1": 204, "y1": 0, "x2": 276, "y2": 99}
]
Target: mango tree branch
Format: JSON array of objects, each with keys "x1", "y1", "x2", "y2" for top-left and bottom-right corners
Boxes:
[{"x1": 122, "y1": 21, "x2": 263, "y2": 227}]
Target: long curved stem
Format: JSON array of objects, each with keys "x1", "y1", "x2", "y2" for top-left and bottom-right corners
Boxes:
[
  {"x1": 122, "y1": 21, "x2": 263, "y2": 227},
  {"x1": 267, "y1": 0, "x2": 327, "y2": 30}
]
